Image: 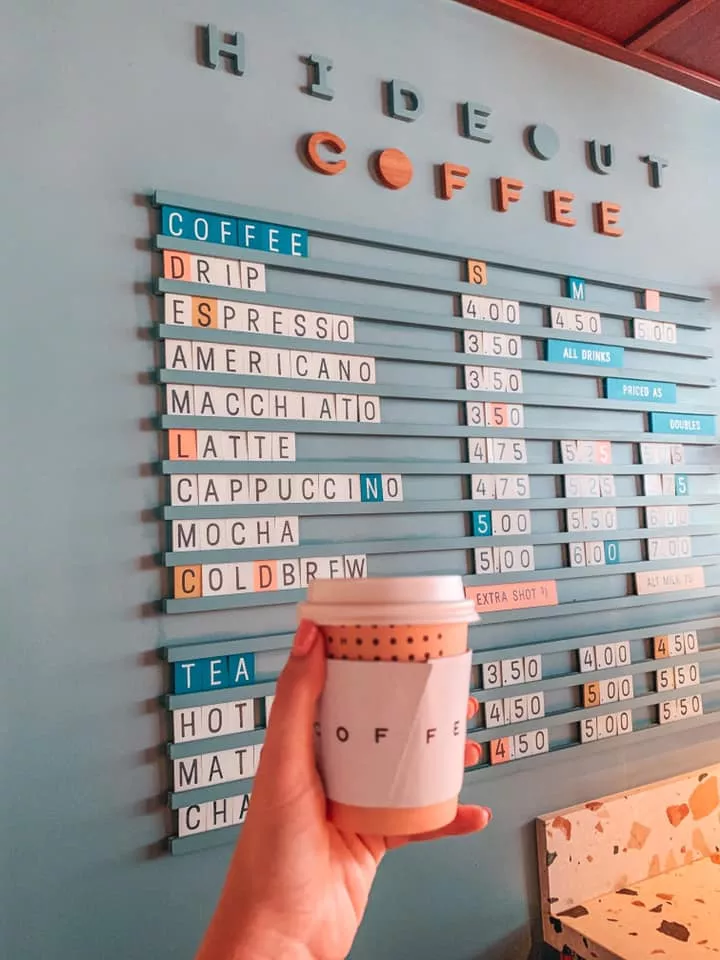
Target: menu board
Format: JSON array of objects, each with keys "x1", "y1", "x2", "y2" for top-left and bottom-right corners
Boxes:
[{"x1": 152, "y1": 191, "x2": 720, "y2": 854}]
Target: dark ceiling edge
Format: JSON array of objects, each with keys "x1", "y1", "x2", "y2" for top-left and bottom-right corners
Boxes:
[
  {"x1": 455, "y1": 0, "x2": 720, "y2": 101},
  {"x1": 625, "y1": 0, "x2": 716, "y2": 52}
]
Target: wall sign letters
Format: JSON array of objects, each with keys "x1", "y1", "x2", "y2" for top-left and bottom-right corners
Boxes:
[{"x1": 196, "y1": 25, "x2": 675, "y2": 237}]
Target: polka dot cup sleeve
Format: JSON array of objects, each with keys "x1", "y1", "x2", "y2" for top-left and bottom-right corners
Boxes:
[{"x1": 298, "y1": 576, "x2": 478, "y2": 836}]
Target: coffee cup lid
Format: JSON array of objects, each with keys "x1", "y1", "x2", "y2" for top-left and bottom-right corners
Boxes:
[{"x1": 298, "y1": 576, "x2": 479, "y2": 626}]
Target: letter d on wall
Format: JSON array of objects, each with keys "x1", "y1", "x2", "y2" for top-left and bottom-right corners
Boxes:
[{"x1": 386, "y1": 80, "x2": 424, "y2": 122}]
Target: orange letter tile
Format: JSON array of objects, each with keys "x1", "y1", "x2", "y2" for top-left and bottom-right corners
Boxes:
[
  {"x1": 644, "y1": 289, "x2": 660, "y2": 311},
  {"x1": 306, "y1": 131, "x2": 347, "y2": 175},
  {"x1": 485, "y1": 402, "x2": 509, "y2": 427},
  {"x1": 163, "y1": 250, "x2": 191, "y2": 280},
  {"x1": 168, "y1": 429, "x2": 197, "y2": 460},
  {"x1": 254, "y1": 560, "x2": 278, "y2": 592},
  {"x1": 594, "y1": 441, "x2": 612, "y2": 464},
  {"x1": 467, "y1": 260, "x2": 487, "y2": 285},
  {"x1": 174, "y1": 565, "x2": 201, "y2": 599},
  {"x1": 495, "y1": 177, "x2": 524, "y2": 213},
  {"x1": 583, "y1": 682, "x2": 601, "y2": 708},
  {"x1": 596, "y1": 201, "x2": 623, "y2": 237},
  {"x1": 490, "y1": 738, "x2": 511, "y2": 765},
  {"x1": 192, "y1": 297, "x2": 218, "y2": 328},
  {"x1": 439, "y1": 163, "x2": 470, "y2": 200},
  {"x1": 549, "y1": 190, "x2": 576, "y2": 227},
  {"x1": 653, "y1": 636, "x2": 669, "y2": 659}
]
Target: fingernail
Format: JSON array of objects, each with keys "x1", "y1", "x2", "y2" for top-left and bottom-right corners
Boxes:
[
  {"x1": 292, "y1": 619, "x2": 318, "y2": 658},
  {"x1": 483, "y1": 807, "x2": 493, "y2": 822}
]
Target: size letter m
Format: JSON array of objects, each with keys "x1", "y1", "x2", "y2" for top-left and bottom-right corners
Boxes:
[{"x1": 566, "y1": 276, "x2": 585, "y2": 301}]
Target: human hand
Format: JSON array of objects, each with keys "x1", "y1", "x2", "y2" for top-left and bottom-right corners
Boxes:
[{"x1": 195, "y1": 621, "x2": 491, "y2": 960}]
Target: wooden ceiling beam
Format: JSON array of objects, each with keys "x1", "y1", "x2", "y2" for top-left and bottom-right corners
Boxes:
[
  {"x1": 454, "y1": 0, "x2": 720, "y2": 101},
  {"x1": 454, "y1": 0, "x2": 626, "y2": 56},
  {"x1": 625, "y1": 0, "x2": 718, "y2": 52}
]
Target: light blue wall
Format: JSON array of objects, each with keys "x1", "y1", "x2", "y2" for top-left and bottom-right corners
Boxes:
[{"x1": 2, "y1": 2, "x2": 720, "y2": 958}]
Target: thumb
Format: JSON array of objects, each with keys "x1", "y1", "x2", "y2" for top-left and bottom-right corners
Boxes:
[{"x1": 253, "y1": 621, "x2": 326, "y2": 798}]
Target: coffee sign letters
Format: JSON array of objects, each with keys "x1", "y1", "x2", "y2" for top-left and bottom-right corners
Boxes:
[{"x1": 197, "y1": 24, "x2": 671, "y2": 237}]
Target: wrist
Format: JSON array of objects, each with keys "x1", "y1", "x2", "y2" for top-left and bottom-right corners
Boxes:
[
  {"x1": 197, "y1": 906, "x2": 315, "y2": 960},
  {"x1": 232, "y1": 925, "x2": 314, "y2": 960}
]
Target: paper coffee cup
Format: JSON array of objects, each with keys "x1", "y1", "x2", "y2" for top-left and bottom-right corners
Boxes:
[{"x1": 298, "y1": 577, "x2": 478, "y2": 836}]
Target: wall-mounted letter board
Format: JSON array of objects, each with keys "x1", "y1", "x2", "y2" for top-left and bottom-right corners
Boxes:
[{"x1": 152, "y1": 190, "x2": 720, "y2": 855}]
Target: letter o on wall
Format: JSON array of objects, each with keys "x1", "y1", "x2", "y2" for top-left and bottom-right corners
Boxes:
[
  {"x1": 526, "y1": 124, "x2": 559, "y2": 160},
  {"x1": 375, "y1": 148, "x2": 413, "y2": 189}
]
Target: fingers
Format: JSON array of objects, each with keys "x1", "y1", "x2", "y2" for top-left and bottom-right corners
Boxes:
[
  {"x1": 410, "y1": 805, "x2": 492, "y2": 843},
  {"x1": 464, "y1": 740, "x2": 483, "y2": 768},
  {"x1": 252, "y1": 621, "x2": 326, "y2": 799},
  {"x1": 465, "y1": 699, "x2": 481, "y2": 766},
  {"x1": 386, "y1": 805, "x2": 492, "y2": 850}
]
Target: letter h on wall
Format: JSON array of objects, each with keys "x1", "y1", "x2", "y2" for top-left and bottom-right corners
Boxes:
[{"x1": 204, "y1": 24, "x2": 245, "y2": 75}]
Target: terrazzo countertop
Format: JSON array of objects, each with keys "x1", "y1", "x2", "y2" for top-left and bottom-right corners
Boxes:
[{"x1": 556, "y1": 857, "x2": 720, "y2": 958}]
